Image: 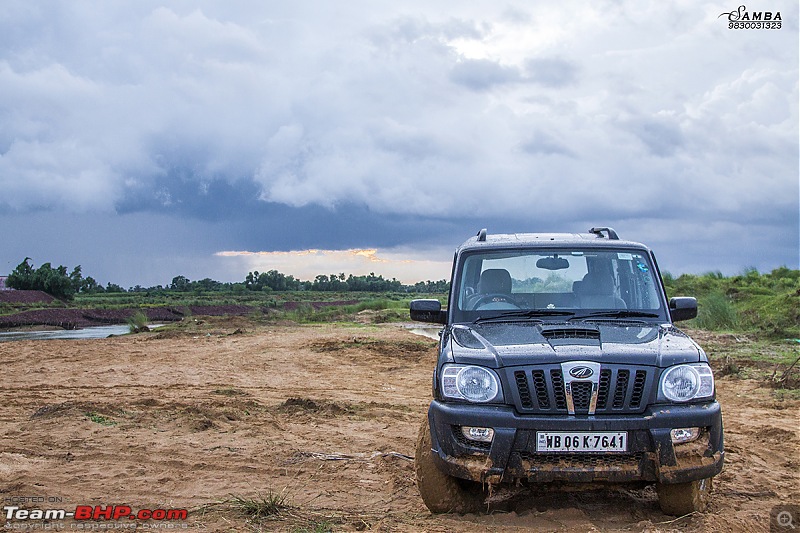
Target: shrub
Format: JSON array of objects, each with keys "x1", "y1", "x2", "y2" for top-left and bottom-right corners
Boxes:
[
  {"x1": 695, "y1": 292, "x2": 738, "y2": 330},
  {"x1": 127, "y1": 310, "x2": 149, "y2": 333}
]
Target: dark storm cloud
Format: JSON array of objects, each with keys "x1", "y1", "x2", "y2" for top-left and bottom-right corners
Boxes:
[
  {"x1": 116, "y1": 174, "x2": 263, "y2": 222},
  {"x1": 0, "y1": 1, "x2": 796, "y2": 285}
]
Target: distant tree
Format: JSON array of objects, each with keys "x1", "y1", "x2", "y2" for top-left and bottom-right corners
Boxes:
[
  {"x1": 196, "y1": 278, "x2": 222, "y2": 291},
  {"x1": 81, "y1": 276, "x2": 102, "y2": 293},
  {"x1": 7, "y1": 258, "x2": 35, "y2": 290},
  {"x1": 411, "y1": 279, "x2": 450, "y2": 293},
  {"x1": 69, "y1": 265, "x2": 83, "y2": 293},
  {"x1": 170, "y1": 275, "x2": 191, "y2": 292},
  {"x1": 244, "y1": 270, "x2": 300, "y2": 292},
  {"x1": 105, "y1": 282, "x2": 125, "y2": 293},
  {"x1": 7, "y1": 258, "x2": 75, "y2": 299}
]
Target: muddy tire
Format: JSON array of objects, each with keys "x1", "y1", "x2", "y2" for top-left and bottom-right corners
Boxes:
[
  {"x1": 656, "y1": 478, "x2": 712, "y2": 516},
  {"x1": 415, "y1": 420, "x2": 484, "y2": 514}
]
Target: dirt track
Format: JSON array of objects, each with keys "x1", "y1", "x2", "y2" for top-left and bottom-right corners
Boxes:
[{"x1": 1, "y1": 318, "x2": 798, "y2": 532}]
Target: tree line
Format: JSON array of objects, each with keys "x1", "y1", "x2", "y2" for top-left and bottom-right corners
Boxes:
[{"x1": 5, "y1": 258, "x2": 449, "y2": 299}]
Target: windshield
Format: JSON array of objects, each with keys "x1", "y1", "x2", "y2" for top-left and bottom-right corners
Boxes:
[{"x1": 452, "y1": 248, "x2": 666, "y2": 322}]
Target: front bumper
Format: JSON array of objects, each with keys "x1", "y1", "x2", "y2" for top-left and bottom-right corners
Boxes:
[{"x1": 427, "y1": 399, "x2": 723, "y2": 485}]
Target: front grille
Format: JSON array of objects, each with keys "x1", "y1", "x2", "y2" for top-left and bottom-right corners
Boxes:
[{"x1": 508, "y1": 365, "x2": 654, "y2": 415}]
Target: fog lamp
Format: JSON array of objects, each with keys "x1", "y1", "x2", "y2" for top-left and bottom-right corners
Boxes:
[
  {"x1": 670, "y1": 427, "x2": 701, "y2": 444},
  {"x1": 461, "y1": 426, "x2": 494, "y2": 443}
]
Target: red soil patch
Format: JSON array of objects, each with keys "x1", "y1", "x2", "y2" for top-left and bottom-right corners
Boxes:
[{"x1": 0, "y1": 290, "x2": 57, "y2": 304}]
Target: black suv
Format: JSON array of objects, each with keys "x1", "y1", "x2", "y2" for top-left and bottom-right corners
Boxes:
[{"x1": 410, "y1": 228, "x2": 723, "y2": 516}]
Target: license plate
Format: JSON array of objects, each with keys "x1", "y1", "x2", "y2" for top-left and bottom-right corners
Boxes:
[{"x1": 536, "y1": 431, "x2": 627, "y2": 453}]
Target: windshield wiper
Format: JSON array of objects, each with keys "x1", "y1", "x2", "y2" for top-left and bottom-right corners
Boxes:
[
  {"x1": 570, "y1": 310, "x2": 661, "y2": 321},
  {"x1": 474, "y1": 310, "x2": 575, "y2": 324}
]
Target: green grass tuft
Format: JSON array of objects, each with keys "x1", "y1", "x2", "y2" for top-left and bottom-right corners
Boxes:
[
  {"x1": 86, "y1": 412, "x2": 116, "y2": 426},
  {"x1": 126, "y1": 310, "x2": 149, "y2": 333},
  {"x1": 227, "y1": 491, "x2": 290, "y2": 519}
]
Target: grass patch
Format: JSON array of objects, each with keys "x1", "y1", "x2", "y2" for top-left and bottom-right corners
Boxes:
[
  {"x1": 699, "y1": 332, "x2": 800, "y2": 388},
  {"x1": 694, "y1": 292, "x2": 739, "y2": 330},
  {"x1": 771, "y1": 388, "x2": 800, "y2": 401},
  {"x1": 85, "y1": 412, "x2": 116, "y2": 426},
  {"x1": 227, "y1": 491, "x2": 291, "y2": 519},
  {"x1": 283, "y1": 298, "x2": 414, "y2": 324},
  {"x1": 665, "y1": 268, "x2": 799, "y2": 337}
]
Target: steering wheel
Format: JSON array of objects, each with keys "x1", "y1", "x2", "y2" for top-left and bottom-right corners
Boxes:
[{"x1": 468, "y1": 293, "x2": 521, "y2": 310}]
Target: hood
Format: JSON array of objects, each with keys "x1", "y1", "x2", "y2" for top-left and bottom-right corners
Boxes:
[{"x1": 445, "y1": 322, "x2": 703, "y2": 368}]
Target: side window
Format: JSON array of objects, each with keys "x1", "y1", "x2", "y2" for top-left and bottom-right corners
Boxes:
[
  {"x1": 457, "y1": 256, "x2": 483, "y2": 310},
  {"x1": 636, "y1": 256, "x2": 659, "y2": 309},
  {"x1": 617, "y1": 254, "x2": 659, "y2": 310}
]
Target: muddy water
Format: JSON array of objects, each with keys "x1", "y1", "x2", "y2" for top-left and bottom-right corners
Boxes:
[
  {"x1": 0, "y1": 324, "x2": 163, "y2": 342},
  {"x1": 404, "y1": 324, "x2": 442, "y2": 340}
]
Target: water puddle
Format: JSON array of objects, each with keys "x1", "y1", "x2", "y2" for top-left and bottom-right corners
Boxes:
[
  {"x1": 0, "y1": 324, "x2": 163, "y2": 342},
  {"x1": 404, "y1": 325, "x2": 442, "y2": 340}
]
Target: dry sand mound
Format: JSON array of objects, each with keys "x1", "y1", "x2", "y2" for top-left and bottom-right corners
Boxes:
[{"x1": 0, "y1": 319, "x2": 797, "y2": 531}]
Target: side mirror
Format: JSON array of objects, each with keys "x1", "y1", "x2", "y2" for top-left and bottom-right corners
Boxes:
[
  {"x1": 669, "y1": 297, "x2": 697, "y2": 322},
  {"x1": 410, "y1": 299, "x2": 447, "y2": 324}
]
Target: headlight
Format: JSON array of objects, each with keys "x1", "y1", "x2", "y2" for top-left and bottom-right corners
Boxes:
[
  {"x1": 660, "y1": 363, "x2": 715, "y2": 402},
  {"x1": 441, "y1": 365, "x2": 503, "y2": 403}
]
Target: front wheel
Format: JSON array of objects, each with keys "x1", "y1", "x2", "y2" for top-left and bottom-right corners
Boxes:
[
  {"x1": 656, "y1": 478, "x2": 713, "y2": 516},
  {"x1": 415, "y1": 420, "x2": 484, "y2": 514}
]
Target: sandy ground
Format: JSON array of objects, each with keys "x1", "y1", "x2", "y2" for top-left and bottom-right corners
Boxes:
[{"x1": 1, "y1": 317, "x2": 798, "y2": 532}]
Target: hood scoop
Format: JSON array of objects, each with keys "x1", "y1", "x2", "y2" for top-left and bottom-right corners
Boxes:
[{"x1": 541, "y1": 326, "x2": 601, "y2": 346}]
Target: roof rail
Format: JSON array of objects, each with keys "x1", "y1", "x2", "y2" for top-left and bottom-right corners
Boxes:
[
  {"x1": 589, "y1": 227, "x2": 619, "y2": 240},
  {"x1": 477, "y1": 228, "x2": 487, "y2": 242}
]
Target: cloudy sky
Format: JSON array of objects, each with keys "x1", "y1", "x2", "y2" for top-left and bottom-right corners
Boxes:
[{"x1": 1, "y1": 1, "x2": 797, "y2": 287}]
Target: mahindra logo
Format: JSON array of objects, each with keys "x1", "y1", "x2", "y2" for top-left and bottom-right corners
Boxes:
[{"x1": 569, "y1": 366, "x2": 593, "y2": 379}]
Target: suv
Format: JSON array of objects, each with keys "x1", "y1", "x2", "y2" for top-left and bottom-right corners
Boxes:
[{"x1": 410, "y1": 228, "x2": 723, "y2": 516}]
